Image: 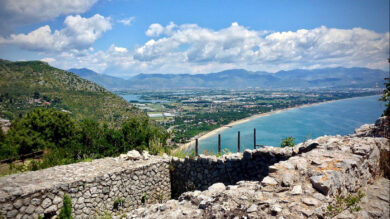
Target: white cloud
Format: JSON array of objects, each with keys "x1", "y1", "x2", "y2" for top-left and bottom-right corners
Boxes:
[
  {"x1": 111, "y1": 46, "x2": 128, "y2": 53},
  {"x1": 0, "y1": 14, "x2": 112, "y2": 52},
  {"x1": 41, "y1": 57, "x2": 56, "y2": 63},
  {"x1": 118, "y1": 17, "x2": 135, "y2": 26},
  {"x1": 0, "y1": 0, "x2": 97, "y2": 34},
  {"x1": 133, "y1": 23, "x2": 389, "y2": 73},
  {"x1": 164, "y1": 22, "x2": 178, "y2": 35},
  {"x1": 25, "y1": 23, "x2": 390, "y2": 76},
  {"x1": 145, "y1": 23, "x2": 164, "y2": 37},
  {"x1": 35, "y1": 44, "x2": 133, "y2": 73}
]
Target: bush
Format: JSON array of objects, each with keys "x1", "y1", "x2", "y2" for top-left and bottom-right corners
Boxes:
[
  {"x1": 58, "y1": 194, "x2": 73, "y2": 219},
  {"x1": 327, "y1": 191, "x2": 365, "y2": 217},
  {"x1": 113, "y1": 197, "x2": 125, "y2": 210},
  {"x1": 379, "y1": 58, "x2": 390, "y2": 116},
  {"x1": 0, "y1": 108, "x2": 171, "y2": 173},
  {"x1": 280, "y1": 136, "x2": 296, "y2": 148}
]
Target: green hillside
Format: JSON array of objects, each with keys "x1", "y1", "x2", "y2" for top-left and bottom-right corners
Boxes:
[{"x1": 0, "y1": 59, "x2": 141, "y2": 126}]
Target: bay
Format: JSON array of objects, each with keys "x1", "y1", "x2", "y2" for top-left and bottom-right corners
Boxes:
[{"x1": 197, "y1": 95, "x2": 385, "y2": 154}]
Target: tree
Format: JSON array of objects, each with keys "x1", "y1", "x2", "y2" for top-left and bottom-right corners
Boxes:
[
  {"x1": 78, "y1": 119, "x2": 105, "y2": 157},
  {"x1": 2, "y1": 108, "x2": 76, "y2": 158},
  {"x1": 121, "y1": 117, "x2": 150, "y2": 151},
  {"x1": 0, "y1": 128, "x2": 5, "y2": 142},
  {"x1": 15, "y1": 108, "x2": 76, "y2": 148},
  {"x1": 121, "y1": 116, "x2": 170, "y2": 154},
  {"x1": 379, "y1": 58, "x2": 390, "y2": 116}
]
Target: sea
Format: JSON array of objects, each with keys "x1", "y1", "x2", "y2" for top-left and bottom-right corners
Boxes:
[{"x1": 196, "y1": 95, "x2": 385, "y2": 154}]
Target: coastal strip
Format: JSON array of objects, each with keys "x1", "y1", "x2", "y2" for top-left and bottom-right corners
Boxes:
[{"x1": 176, "y1": 95, "x2": 377, "y2": 151}]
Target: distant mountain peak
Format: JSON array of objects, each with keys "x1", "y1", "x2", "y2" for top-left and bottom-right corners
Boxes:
[
  {"x1": 68, "y1": 68, "x2": 128, "y2": 89},
  {"x1": 70, "y1": 66, "x2": 387, "y2": 90}
]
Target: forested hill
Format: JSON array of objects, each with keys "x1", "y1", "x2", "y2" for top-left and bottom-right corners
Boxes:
[{"x1": 0, "y1": 59, "x2": 141, "y2": 126}]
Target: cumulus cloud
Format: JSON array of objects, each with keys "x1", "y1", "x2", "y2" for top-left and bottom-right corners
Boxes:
[
  {"x1": 133, "y1": 22, "x2": 389, "y2": 73},
  {"x1": 0, "y1": 14, "x2": 111, "y2": 52},
  {"x1": 30, "y1": 23, "x2": 390, "y2": 75},
  {"x1": 118, "y1": 17, "x2": 135, "y2": 26},
  {"x1": 0, "y1": 0, "x2": 97, "y2": 34},
  {"x1": 145, "y1": 23, "x2": 164, "y2": 37},
  {"x1": 44, "y1": 44, "x2": 136, "y2": 73},
  {"x1": 41, "y1": 57, "x2": 56, "y2": 64}
]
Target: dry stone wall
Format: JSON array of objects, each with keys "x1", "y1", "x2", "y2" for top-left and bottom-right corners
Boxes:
[
  {"x1": 121, "y1": 136, "x2": 389, "y2": 219},
  {"x1": 0, "y1": 151, "x2": 171, "y2": 218},
  {"x1": 170, "y1": 144, "x2": 312, "y2": 198}
]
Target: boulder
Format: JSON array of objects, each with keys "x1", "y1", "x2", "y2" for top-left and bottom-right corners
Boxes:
[
  {"x1": 120, "y1": 150, "x2": 142, "y2": 160},
  {"x1": 291, "y1": 185, "x2": 302, "y2": 195},
  {"x1": 310, "y1": 175, "x2": 331, "y2": 195},
  {"x1": 208, "y1": 183, "x2": 226, "y2": 194},
  {"x1": 261, "y1": 176, "x2": 278, "y2": 186}
]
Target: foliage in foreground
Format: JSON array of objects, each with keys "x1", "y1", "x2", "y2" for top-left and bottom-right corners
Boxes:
[
  {"x1": 379, "y1": 59, "x2": 389, "y2": 116},
  {"x1": 280, "y1": 136, "x2": 296, "y2": 148},
  {"x1": 0, "y1": 108, "x2": 170, "y2": 172},
  {"x1": 326, "y1": 191, "x2": 365, "y2": 217},
  {"x1": 58, "y1": 194, "x2": 73, "y2": 219}
]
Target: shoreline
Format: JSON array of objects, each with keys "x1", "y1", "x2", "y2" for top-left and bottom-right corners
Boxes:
[{"x1": 175, "y1": 95, "x2": 378, "y2": 151}]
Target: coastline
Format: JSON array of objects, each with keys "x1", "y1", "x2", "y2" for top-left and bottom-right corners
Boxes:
[{"x1": 175, "y1": 95, "x2": 378, "y2": 151}]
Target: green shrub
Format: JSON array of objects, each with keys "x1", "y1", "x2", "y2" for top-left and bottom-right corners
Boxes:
[
  {"x1": 58, "y1": 194, "x2": 73, "y2": 219},
  {"x1": 113, "y1": 198, "x2": 125, "y2": 210},
  {"x1": 141, "y1": 193, "x2": 148, "y2": 204},
  {"x1": 280, "y1": 136, "x2": 296, "y2": 148},
  {"x1": 99, "y1": 211, "x2": 111, "y2": 219},
  {"x1": 327, "y1": 191, "x2": 365, "y2": 217}
]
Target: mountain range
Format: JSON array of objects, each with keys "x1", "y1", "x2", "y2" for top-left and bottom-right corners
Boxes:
[{"x1": 69, "y1": 67, "x2": 388, "y2": 90}]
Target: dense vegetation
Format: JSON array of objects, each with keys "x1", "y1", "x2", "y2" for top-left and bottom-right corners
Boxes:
[
  {"x1": 0, "y1": 108, "x2": 170, "y2": 172},
  {"x1": 380, "y1": 59, "x2": 390, "y2": 116},
  {"x1": 0, "y1": 59, "x2": 140, "y2": 127}
]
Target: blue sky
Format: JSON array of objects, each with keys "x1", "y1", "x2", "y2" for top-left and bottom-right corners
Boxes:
[{"x1": 0, "y1": 0, "x2": 388, "y2": 77}]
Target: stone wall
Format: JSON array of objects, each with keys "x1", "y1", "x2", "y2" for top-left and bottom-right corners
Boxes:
[
  {"x1": 0, "y1": 141, "x2": 317, "y2": 218},
  {"x1": 0, "y1": 151, "x2": 171, "y2": 218},
  {"x1": 170, "y1": 144, "x2": 319, "y2": 198},
  {"x1": 122, "y1": 136, "x2": 389, "y2": 219}
]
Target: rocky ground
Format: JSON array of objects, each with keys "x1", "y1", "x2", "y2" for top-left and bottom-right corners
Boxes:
[
  {"x1": 355, "y1": 177, "x2": 389, "y2": 219},
  {"x1": 117, "y1": 119, "x2": 389, "y2": 218}
]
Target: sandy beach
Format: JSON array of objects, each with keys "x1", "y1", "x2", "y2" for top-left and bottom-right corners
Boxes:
[{"x1": 175, "y1": 96, "x2": 369, "y2": 151}]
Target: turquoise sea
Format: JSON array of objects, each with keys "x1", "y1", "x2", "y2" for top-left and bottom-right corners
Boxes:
[{"x1": 196, "y1": 95, "x2": 385, "y2": 153}]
